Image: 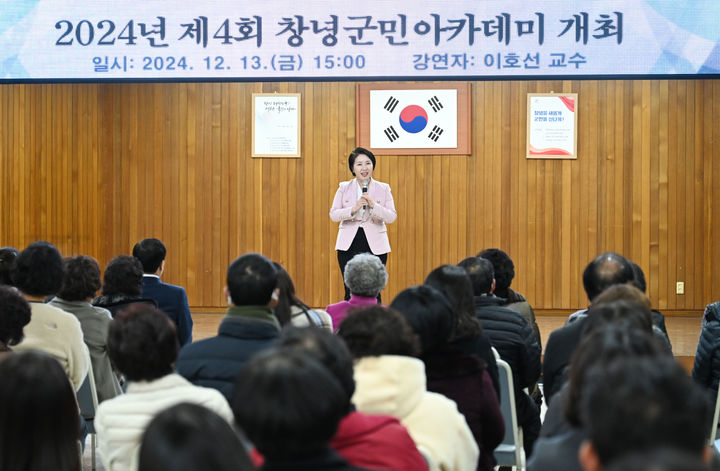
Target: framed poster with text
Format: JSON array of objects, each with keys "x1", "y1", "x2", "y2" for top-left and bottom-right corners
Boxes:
[
  {"x1": 252, "y1": 93, "x2": 301, "y2": 158},
  {"x1": 527, "y1": 93, "x2": 578, "y2": 159}
]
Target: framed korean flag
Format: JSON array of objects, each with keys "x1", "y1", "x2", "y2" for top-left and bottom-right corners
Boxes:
[{"x1": 356, "y1": 83, "x2": 471, "y2": 155}]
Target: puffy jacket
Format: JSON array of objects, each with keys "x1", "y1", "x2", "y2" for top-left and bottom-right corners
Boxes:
[
  {"x1": 692, "y1": 302, "x2": 720, "y2": 391},
  {"x1": 472, "y1": 296, "x2": 541, "y2": 391},
  {"x1": 176, "y1": 306, "x2": 280, "y2": 401}
]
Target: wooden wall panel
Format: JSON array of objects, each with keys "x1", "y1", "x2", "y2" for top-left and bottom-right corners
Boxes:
[{"x1": 2, "y1": 79, "x2": 720, "y2": 312}]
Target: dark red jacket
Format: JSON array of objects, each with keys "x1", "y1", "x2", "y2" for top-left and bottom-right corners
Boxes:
[{"x1": 331, "y1": 411, "x2": 429, "y2": 471}]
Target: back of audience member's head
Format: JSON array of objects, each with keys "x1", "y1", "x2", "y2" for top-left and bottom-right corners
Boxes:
[
  {"x1": 139, "y1": 403, "x2": 255, "y2": 471},
  {"x1": 579, "y1": 356, "x2": 710, "y2": 470},
  {"x1": 424, "y1": 264, "x2": 482, "y2": 340},
  {"x1": 0, "y1": 247, "x2": 19, "y2": 286},
  {"x1": 0, "y1": 285, "x2": 32, "y2": 348},
  {"x1": 565, "y1": 325, "x2": 663, "y2": 428},
  {"x1": 226, "y1": 253, "x2": 278, "y2": 306},
  {"x1": 390, "y1": 285, "x2": 454, "y2": 354},
  {"x1": 477, "y1": 248, "x2": 515, "y2": 297},
  {"x1": 603, "y1": 449, "x2": 710, "y2": 471},
  {"x1": 12, "y1": 241, "x2": 65, "y2": 296},
  {"x1": 343, "y1": 253, "x2": 388, "y2": 298},
  {"x1": 132, "y1": 238, "x2": 166, "y2": 274},
  {"x1": 630, "y1": 262, "x2": 648, "y2": 293},
  {"x1": 107, "y1": 304, "x2": 179, "y2": 382},
  {"x1": 280, "y1": 326, "x2": 355, "y2": 404},
  {"x1": 57, "y1": 255, "x2": 102, "y2": 301},
  {"x1": 0, "y1": 350, "x2": 80, "y2": 471},
  {"x1": 101, "y1": 255, "x2": 145, "y2": 297},
  {"x1": 458, "y1": 256, "x2": 495, "y2": 296},
  {"x1": 273, "y1": 262, "x2": 310, "y2": 326},
  {"x1": 592, "y1": 284, "x2": 651, "y2": 312},
  {"x1": 584, "y1": 299, "x2": 653, "y2": 337},
  {"x1": 337, "y1": 306, "x2": 420, "y2": 359},
  {"x1": 231, "y1": 348, "x2": 348, "y2": 461},
  {"x1": 582, "y1": 252, "x2": 634, "y2": 303}
]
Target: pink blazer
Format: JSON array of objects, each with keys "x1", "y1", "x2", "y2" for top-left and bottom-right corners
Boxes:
[{"x1": 330, "y1": 179, "x2": 397, "y2": 254}]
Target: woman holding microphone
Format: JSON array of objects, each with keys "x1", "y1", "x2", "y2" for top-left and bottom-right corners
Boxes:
[{"x1": 330, "y1": 147, "x2": 396, "y2": 301}]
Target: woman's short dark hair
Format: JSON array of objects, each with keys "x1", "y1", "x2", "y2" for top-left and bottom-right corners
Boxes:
[
  {"x1": 102, "y1": 255, "x2": 144, "y2": 297},
  {"x1": 12, "y1": 241, "x2": 66, "y2": 296},
  {"x1": 139, "y1": 403, "x2": 255, "y2": 471},
  {"x1": 280, "y1": 326, "x2": 356, "y2": 401},
  {"x1": 390, "y1": 285, "x2": 454, "y2": 354},
  {"x1": 0, "y1": 350, "x2": 80, "y2": 471},
  {"x1": 337, "y1": 306, "x2": 420, "y2": 359},
  {"x1": 58, "y1": 255, "x2": 102, "y2": 301},
  {"x1": 477, "y1": 248, "x2": 515, "y2": 295},
  {"x1": 565, "y1": 325, "x2": 662, "y2": 427},
  {"x1": 348, "y1": 147, "x2": 376, "y2": 176},
  {"x1": 424, "y1": 264, "x2": 482, "y2": 341},
  {"x1": 107, "y1": 304, "x2": 179, "y2": 381},
  {"x1": 0, "y1": 285, "x2": 31, "y2": 347},
  {"x1": 231, "y1": 348, "x2": 349, "y2": 461},
  {"x1": 584, "y1": 299, "x2": 653, "y2": 337},
  {"x1": 0, "y1": 247, "x2": 19, "y2": 286}
]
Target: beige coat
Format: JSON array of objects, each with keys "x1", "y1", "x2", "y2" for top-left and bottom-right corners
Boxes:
[{"x1": 352, "y1": 355, "x2": 479, "y2": 471}]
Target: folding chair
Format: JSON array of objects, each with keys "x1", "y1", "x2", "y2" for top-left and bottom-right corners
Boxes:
[
  {"x1": 77, "y1": 367, "x2": 99, "y2": 470},
  {"x1": 493, "y1": 358, "x2": 526, "y2": 471}
]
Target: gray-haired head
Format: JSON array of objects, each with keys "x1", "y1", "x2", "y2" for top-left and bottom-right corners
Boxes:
[{"x1": 344, "y1": 253, "x2": 388, "y2": 298}]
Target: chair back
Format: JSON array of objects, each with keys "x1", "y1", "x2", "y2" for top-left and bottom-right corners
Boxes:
[
  {"x1": 493, "y1": 358, "x2": 526, "y2": 470},
  {"x1": 77, "y1": 366, "x2": 99, "y2": 434},
  {"x1": 709, "y1": 386, "x2": 720, "y2": 444}
]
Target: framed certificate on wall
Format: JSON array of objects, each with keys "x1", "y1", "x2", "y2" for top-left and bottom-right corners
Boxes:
[{"x1": 252, "y1": 93, "x2": 301, "y2": 158}]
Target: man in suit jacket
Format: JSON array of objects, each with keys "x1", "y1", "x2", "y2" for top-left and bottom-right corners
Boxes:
[{"x1": 132, "y1": 238, "x2": 193, "y2": 346}]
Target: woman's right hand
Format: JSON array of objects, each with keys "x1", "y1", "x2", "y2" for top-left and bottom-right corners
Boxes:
[{"x1": 351, "y1": 199, "x2": 364, "y2": 215}]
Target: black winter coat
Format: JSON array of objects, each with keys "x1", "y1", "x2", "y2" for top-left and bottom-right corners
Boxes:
[
  {"x1": 692, "y1": 302, "x2": 720, "y2": 392},
  {"x1": 472, "y1": 295, "x2": 542, "y2": 391}
]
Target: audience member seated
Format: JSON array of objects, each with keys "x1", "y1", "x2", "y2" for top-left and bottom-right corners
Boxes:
[
  {"x1": 49, "y1": 255, "x2": 122, "y2": 402},
  {"x1": 391, "y1": 285, "x2": 504, "y2": 471},
  {"x1": 458, "y1": 255, "x2": 542, "y2": 456},
  {"x1": 138, "y1": 403, "x2": 255, "y2": 471},
  {"x1": 132, "y1": 238, "x2": 193, "y2": 346},
  {"x1": 337, "y1": 306, "x2": 479, "y2": 471},
  {"x1": 278, "y1": 326, "x2": 429, "y2": 471},
  {"x1": 273, "y1": 262, "x2": 333, "y2": 331},
  {"x1": 96, "y1": 305, "x2": 233, "y2": 471},
  {"x1": 11, "y1": 241, "x2": 90, "y2": 391},
  {"x1": 0, "y1": 246, "x2": 19, "y2": 286},
  {"x1": 540, "y1": 297, "x2": 657, "y2": 439},
  {"x1": 529, "y1": 324, "x2": 663, "y2": 471},
  {"x1": 0, "y1": 285, "x2": 31, "y2": 357},
  {"x1": 176, "y1": 253, "x2": 281, "y2": 401},
  {"x1": 326, "y1": 253, "x2": 385, "y2": 330},
  {"x1": 692, "y1": 301, "x2": 720, "y2": 396},
  {"x1": 543, "y1": 252, "x2": 635, "y2": 404},
  {"x1": 231, "y1": 348, "x2": 376, "y2": 471},
  {"x1": 478, "y1": 248, "x2": 541, "y2": 345},
  {"x1": 578, "y1": 356, "x2": 711, "y2": 471},
  {"x1": 424, "y1": 264, "x2": 500, "y2": 397},
  {"x1": 0, "y1": 350, "x2": 82, "y2": 471},
  {"x1": 93, "y1": 255, "x2": 157, "y2": 316}
]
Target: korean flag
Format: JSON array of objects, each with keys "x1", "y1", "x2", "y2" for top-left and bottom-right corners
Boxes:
[{"x1": 370, "y1": 89, "x2": 458, "y2": 149}]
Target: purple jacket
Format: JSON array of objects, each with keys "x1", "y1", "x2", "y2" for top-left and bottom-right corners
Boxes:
[{"x1": 326, "y1": 295, "x2": 380, "y2": 332}]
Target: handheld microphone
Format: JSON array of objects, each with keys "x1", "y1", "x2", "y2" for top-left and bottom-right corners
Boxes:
[{"x1": 362, "y1": 180, "x2": 368, "y2": 210}]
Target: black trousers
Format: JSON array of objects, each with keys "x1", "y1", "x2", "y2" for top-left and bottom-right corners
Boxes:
[{"x1": 337, "y1": 228, "x2": 387, "y2": 301}]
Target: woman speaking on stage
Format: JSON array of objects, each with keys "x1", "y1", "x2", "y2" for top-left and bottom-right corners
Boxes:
[{"x1": 330, "y1": 147, "x2": 396, "y2": 301}]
